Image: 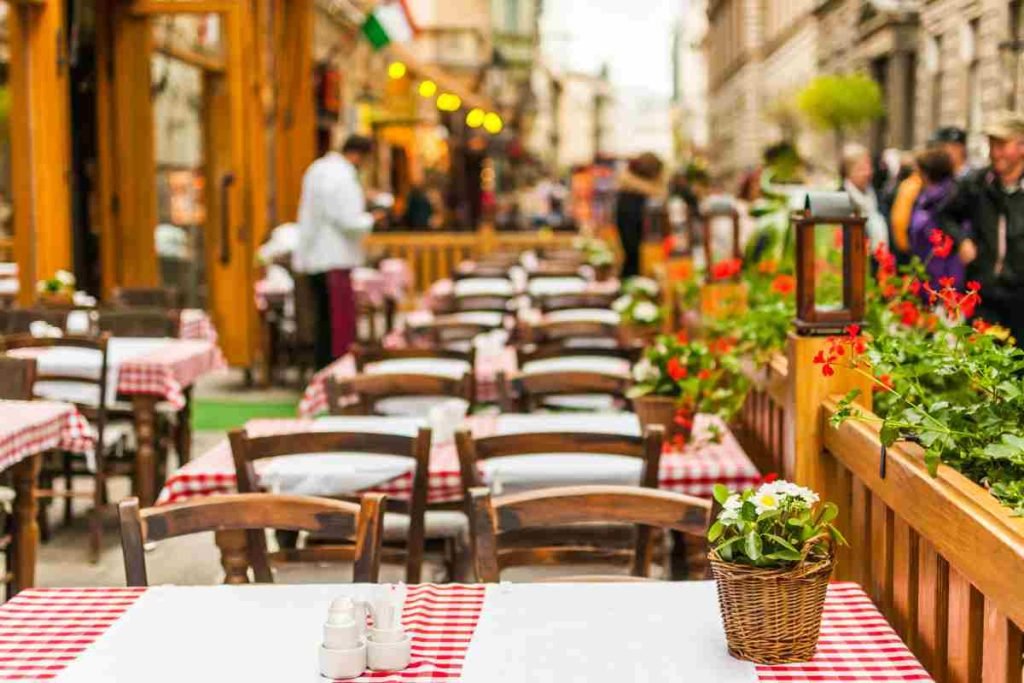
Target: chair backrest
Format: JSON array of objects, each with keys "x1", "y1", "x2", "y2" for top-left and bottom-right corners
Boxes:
[
  {"x1": 452, "y1": 294, "x2": 512, "y2": 314},
  {"x1": 408, "y1": 320, "x2": 494, "y2": 348},
  {"x1": 353, "y1": 344, "x2": 474, "y2": 372},
  {"x1": 112, "y1": 286, "x2": 181, "y2": 309},
  {"x1": 455, "y1": 426, "x2": 663, "y2": 494},
  {"x1": 516, "y1": 344, "x2": 638, "y2": 369},
  {"x1": 229, "y1": 429, "x2": 430, "y2": 582},
  {"x1": 0, "y1": 308, "x2": 69, "y2": 334},
  {"x1": 0, "y1": 356, "x2": 37, "y2": 400},
  {"x1": 468, "y1": 484, "x2": 711, "y2": 581},
  {"x1": 527, "y1": 263, "x2": 582, "y2": 279},
  {"x1": 118, "y1": 493, "x2": 386, "y2": 586},
  {"x1": 2, "y1": 334, "x2": 111, "y2": 453},
  {"x1": 327, "y1": 373, "x2": 472, "y2": 416},
  {"x1": 528, "y1": 319, "x2": 620, "y2": 345},
  {"x1": 538, "y1": 292, "x2": 617, "y2": 312},
  {"x1": 453, "y1": 264, "x2": 511, "y2": 280},
  {"x1": 97, "y1": 309, "x2": 180, "y2": 338},
  {"x1": 501, "y1": 369, "x2": 632, "y2": 413}
]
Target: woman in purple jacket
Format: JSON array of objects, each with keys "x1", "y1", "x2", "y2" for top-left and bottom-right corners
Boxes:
[{"x1": 909, "y1": 147, "x2": 967, "y2": 289}]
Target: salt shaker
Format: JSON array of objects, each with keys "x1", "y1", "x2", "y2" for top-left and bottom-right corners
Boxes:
[{"x1": 318, "y1": 597, "x2": 366, "y2": 680}]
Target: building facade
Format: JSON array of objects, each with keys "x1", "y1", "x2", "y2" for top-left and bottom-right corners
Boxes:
[{"x1": 672, "y1": 0, "x2": 710, "y2": 159}]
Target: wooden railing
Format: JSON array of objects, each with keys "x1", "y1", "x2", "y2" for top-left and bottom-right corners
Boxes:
[
  {"x1": 366, "y1": 227, "x2": 581, "y2": 295},
  {"x1": 736, "y1": 333, "x2": 1024, "y2": 682},
  {"x1": 820, "y1": 401, "x2": 1024, "y2": 683}
]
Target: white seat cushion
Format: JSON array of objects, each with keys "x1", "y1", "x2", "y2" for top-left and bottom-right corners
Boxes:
[
  {"x1": 382, "y1": 510, "x2": 468, "y2": 542},
  {"x1": 375, "y1": 396, "x2": 470, "y2": 418},
  {"x1": 541, "y1": 394, "x2": 622, "y2": 412}
]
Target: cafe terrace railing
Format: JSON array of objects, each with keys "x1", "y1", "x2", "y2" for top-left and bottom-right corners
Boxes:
[
  {"x1": 728, "y1": 333, "x2": 1024, "y2": 683},
  {"x1": 365, "y1": 226, "x2": 583, "y2": 295}
]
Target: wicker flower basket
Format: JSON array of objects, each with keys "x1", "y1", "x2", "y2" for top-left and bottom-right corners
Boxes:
[
  {"x1": 619, "y1": 323, "x2": 658, "y2": 347},
  {"x1": 632, "y1": 394, "x2": 691, "y2": 442},
  {"x1": 708, "y1": 548, "x2": 835, "y2": 664}
]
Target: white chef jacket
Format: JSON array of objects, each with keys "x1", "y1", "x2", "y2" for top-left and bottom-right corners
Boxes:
[{"x1": 293, "y1": 152, "x2": 375, "y2": 274}]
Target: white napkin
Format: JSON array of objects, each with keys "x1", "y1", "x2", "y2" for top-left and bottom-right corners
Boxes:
[
  {"x1": 29, "y1": 321, "x2": 63, "y2": 338},
  {"x1": 427, "y1": 398, "x2": 470, "y2": 443}
]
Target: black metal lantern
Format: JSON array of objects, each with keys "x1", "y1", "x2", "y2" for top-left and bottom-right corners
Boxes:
[
  {"x1": 793, "y1": 191, "x2": 867, "y2": 335},
  {"x1": 701, "y1": 195, "x2": 741, "y2": 280}
]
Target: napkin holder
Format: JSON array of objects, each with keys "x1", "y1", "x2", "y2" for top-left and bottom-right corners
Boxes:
[{"x1": 366, "y1": 587, "x2": 411, "y2": 671}]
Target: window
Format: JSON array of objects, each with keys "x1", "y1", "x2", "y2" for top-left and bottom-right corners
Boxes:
[{"x1": 505, "y1": 0, "x2": 519, "y2": 33}]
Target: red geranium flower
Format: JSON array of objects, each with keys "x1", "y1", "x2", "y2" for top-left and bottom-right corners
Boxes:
[
  {"x1": 845, "y1": 323, "x2": 861, "y2": 338},
  {"x1": 666, "y1": 357, "x2": 688, "y2": 381},
  {"x1": 662, "y1": 235, "x2": 676, "y2": 259},
  {"x1": 762, "y1": 472, "x2": 779, "y2": 484},
  {"x1": 877, "y1": 374, "x2": 894, "y2": 391},
  {"x1": 770, "y1": 274, "x2": 795, "y2": 295},
  {"x1": 709, "y1": 258, "x2": 742, "y2": 281},
  {"x1": 697, "y1": 369, "x2": 712, "y2": 381},
  {"x1": 938, "y1": 276, "x2": 955, "y2": 289},
  {"x1": 676, "y1": 330, "x2": 689, "y2": 344},
  {"x1": 813, "y1": 349, "x2": 836, "y2": 377},
  {"x1": 932, "y1": 234, "x2": 954, "y2": 258},
  {"x1": 973, "y1": 318, "x2": 992, "y2": 333},
  {"x1": 908, "y1": 279, "x2": 921, "y2": 295},
  {"x1": 928, "y1": 228, "x2": 944, "y2": 245},
  {"x1": 757, "y1": 259, "x2": 778, "y2": 275},
  {"x1": 967, "y1": 280, "x2": 981, "y2": 292}
]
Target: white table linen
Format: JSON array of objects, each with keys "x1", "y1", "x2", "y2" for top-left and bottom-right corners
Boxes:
[
  {"x1": 453, "y1": 278, "x2": 515, "y2": 297},
  {"x1": 544, "y1": 308, "x2": 620, "y2": 325},
  {"x1": 54, "y1": 583, "x2": 755, "y2": 683},
  {"x1": 527, "y1": 277, "x2": 587, "y2": 297},
  {"x1": 520, "y1": 355, "x2": 630, "y2": 377}
]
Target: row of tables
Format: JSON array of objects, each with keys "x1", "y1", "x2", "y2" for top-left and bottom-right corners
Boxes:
[{"x1": 0, "y1": 261, "x2": 936, "y2": 681}]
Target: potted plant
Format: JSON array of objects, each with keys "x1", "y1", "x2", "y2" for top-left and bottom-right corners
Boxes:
[
  {"x1": 628, "y1": 333, "x2": 748, "y2": 448},
  {"x1": 708, "y1": 480, "x2": 846, "y2": 664},
  {"x1": 614, "y1": 277, "x2": 663, "y2": 344},
  {"x1": 574, "y1": 236, "x2": 616, "y2": 281},
  {"x1": 35, "y1": 269, "x2": 76, "y2": 306}
]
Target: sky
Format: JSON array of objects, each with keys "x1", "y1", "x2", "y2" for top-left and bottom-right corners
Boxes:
[{"x1": 539, "y1": 0, "x2": 681, "y2": 99}]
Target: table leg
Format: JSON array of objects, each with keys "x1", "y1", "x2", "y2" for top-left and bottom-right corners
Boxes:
[
  {"x1": 215, "y1": 529, "x2": 251, "y2": 584},
  {"x1": 10, "y1": 453, "x2": 42, "y2": 594},
  {"x1": 132, "y1": 395, "x2": 159, "y2": 507},
  {"x1": 175, "y1": 387, "x2": 193, "y2": 465}
]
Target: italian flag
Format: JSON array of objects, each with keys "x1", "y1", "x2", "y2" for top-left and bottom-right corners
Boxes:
[{"x1": 362, "y1": 1, "x2": 417, "y2": 50}]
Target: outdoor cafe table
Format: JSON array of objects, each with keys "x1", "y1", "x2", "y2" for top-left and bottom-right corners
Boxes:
[
  {"x1": 157, "y1": 413, "x2": 761, "y2": 506},
  {"x1": 0, "y1": 400, "x2": 93, "y2": 592},
  {"x1": 0, "y1": 582, "x2": 932, "y2": 682},
  {"x1": 8, "y1": 337, "x2": 224, "y2": 507}
]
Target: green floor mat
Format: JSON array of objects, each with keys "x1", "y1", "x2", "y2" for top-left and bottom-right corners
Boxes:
[{"x1": 192, "y1": 400, "x2": 299, "y2": 431}]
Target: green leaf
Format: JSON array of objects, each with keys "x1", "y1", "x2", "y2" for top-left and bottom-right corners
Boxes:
[
  {"x1": 712, "y1": 484, "x2": 730, "y2": 505},
  {"x1": 828, "y1": 525, "x2": 848, "y2": 547},
  {"x1": 744, "y1": 531, "x2": 762, "y2": 561},
  {"x1": 879, "y1": 423, "x2": 899, "y2": 447},
  {"x1": 764, "y1": 549, "x2": 802, "y2": 562},
  {"x1": 817, "y1": 502, "x2": 838, "y2": 525},
  {"x1": 707, "y1": 521, "x2": 724, "y2": 542}
]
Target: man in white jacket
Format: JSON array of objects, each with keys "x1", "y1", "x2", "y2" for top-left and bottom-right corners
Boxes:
[{"x1": 293, "y1": 135, "x2": 378, "y2": 369}]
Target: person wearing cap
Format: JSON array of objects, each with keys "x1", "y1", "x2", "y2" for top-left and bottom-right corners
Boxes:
[
  {"x1": 938, "y1": 111, "x2": 1024, "y2": 342},
  {"x1": 890, "y1": 126, "x2": 972, "y2": 256}
]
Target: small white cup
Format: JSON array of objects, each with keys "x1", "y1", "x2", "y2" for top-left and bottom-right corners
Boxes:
[
  {"x1": 318, "y1": 641, "x2": 366, "y2": 680},
  {"x1": 368, "y1": 626, "x2": 405, "y2": 644},
  {"x1": 323, "y1": 622, "x2": 359, "y2": 651},
  {"x1": 367, "y1": 633, "x2": 411, "y2": 671}
]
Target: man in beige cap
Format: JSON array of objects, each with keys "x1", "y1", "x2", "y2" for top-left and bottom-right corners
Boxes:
[{"x1": 939, "y1": 111, "x2": 1024, "y2": 342}]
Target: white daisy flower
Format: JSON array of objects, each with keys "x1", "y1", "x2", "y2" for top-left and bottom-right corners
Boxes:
[
  {"x1": 631, "y1": 358, "x2": 659, "y2": 383},
  {"x1": 612, "y1": 294, "x2": 632, "y2": 313},
  {"x1": 632, "y1": 301, "x2": 659, "y2": 323},
  {"x1": 752, "y1": 491, "x2": 780, "y2": 515},
  {"x1": 723, "y1": 494, "x2": 743, "y2": 511}
]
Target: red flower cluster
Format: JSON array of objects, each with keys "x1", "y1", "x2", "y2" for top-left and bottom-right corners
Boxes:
[
  {"x1": 874, "y1": 243, "x2": 897, "y2": 279},
  {"x1": 709, "y1": 336, "x2": 737, "y2": 355},
  {"x1": 666, "y1": 356, "x2": 688, "y2": 381},
  {"x1": 709, "y1": 258, "x2": 742, "y2": 281},
  {"x1": 813, "y1": 324, "x2": 867, "y2": 378},
  {"x1": 697, "y1": 369, "x2": 713, "y2": 381},
  {"x1": 928, "y1": 229, "x2": 954, "y2": 259},
  {"x1": 757, "y1": 259, "x2": 778, "y2": 275},
  {"x1": 662, "y1": 235, "x2": 677, "y2": 259},
  {"x1": 922, "y1": 278, "x2": 981, "y2": 320},
  {"x1": 770, "y1": 274, "x2": 796, "y2": 296}
]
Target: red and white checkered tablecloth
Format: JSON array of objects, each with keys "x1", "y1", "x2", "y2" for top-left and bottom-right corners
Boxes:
[
  {"x1": 178, "y1": 309, "x2": 218, "y2": 344},
  {"x1": 157, "y1": 414, "x2": 760, "y2": 506},
  {"x1": 117, "y1": 339, "x2": 225, "y2": 410},
  {"x1": 298, "y1": 347, "x2": 517, "y2": 418},
  {"x1": 0, "y1": 400, "x2": 95, "y2": 474},
  {"x1": 0, "y1": 583, "x2": 930, "y2": 682}
]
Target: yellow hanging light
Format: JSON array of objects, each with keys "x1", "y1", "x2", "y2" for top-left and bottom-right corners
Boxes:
[
  {"x1": 418, "y1": 80, "x2": 437, "y2": 98},
  {"x1": 387, "y1": 61, "x2": 407, "y2": 79},
  {"x1": 466, "y1": 108, "x2": 485, "y2": 128},
  {"x1": 483, "y1": 112, "x2": 504, "y2": 134},
  {"x1": 436, "y1": 93, "x2": 462, "y2": 112}
]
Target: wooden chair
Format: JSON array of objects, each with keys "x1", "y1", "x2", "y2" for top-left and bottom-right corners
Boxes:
[
  {"x1": 452, "y1": 294, "x2": 513, "y2": 314},
  {"x1": 453, "y1": 264, "x2": 511, "y2": 280},
  {"x1": 0, "y1": 356, "x2": 37, "y2": 400},
  {"x1": 538, "y1": 292, "x2": 618, "y2": 312},
  {"x1": 0, "y1": 308, "x2": 69, "y2": 334},
  {"x1": 499, "y1": 370, "x2": 632, "y2": 413},
  {"x1": 527, "y1": 319, "x2": 621, "y2": 347},
  {"x1": 229, "y1": 430, "x2": 431, "y2": 583},
  {"x1": 2, "y1": 334, "x2": 132, "y2": 561},
  {"x1": 467, "y1": 485, "x2": 711, "y2": 582},
  {"x1": 406, "y1": 319, "x2": 495, "y2": 352},
  {"x1": 0, "y1": 357, "x2": 36, "y2": 598},
  {"x1": 97, "y1": 309, "x2": 181, "y2": 337},
  {"x1": 327, "y1": 373, "x2": 473, "y2": 417},
  {"x1": 516, "y1": 344, "x2": 639, "y2": 370},
  {"x1": 527, "y1": 263, "x2": 583, "y2": 279},
  {"x1": 111, "y1": 286, "x2": 181, "y2": 309},
  {"x1": 118, "y1": 493, "x2": 386, "y2": 586}
]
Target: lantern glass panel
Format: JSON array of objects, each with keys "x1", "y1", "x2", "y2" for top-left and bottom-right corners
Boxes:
[
  {"x1": 706, "y1": 214, "x2": 735, "y2": 267},
  {"x1": 812, "y1": 224, "x2": 846, "y2": 312}
]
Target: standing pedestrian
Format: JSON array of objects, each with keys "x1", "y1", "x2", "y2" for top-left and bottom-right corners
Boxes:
[
  {"x1": 293, "y1": 135, "x2": 379, "y2": 369},
  {"x1": 908, "y1": 148, "x2": 964, "y2": 290},
  {"x1": 615, "y1": 153, "x2": 664, "y2": 278},
  {"x1": 939, "y1": 112, "x2": 1024, "y2": 342},
  {"x1": 841, "y1": 144, "x2": 889, "y2": 252}
]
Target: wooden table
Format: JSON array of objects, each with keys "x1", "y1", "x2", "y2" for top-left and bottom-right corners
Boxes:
[
  {"x1": 13, "y1": 337, "x2": 224, "y2": 507},
  {"x1": 0, "y1": 401, "x2": 93, "y2": 593},
  {"x1": 0, "y1": 582, "x2": 932, "y2": 681}
]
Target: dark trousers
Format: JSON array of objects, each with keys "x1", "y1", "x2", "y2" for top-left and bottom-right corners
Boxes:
[
  {"x1": 978, "y1": 286, "x2": 1024, "y2": 345},
  {"x1": 617, "y1": 221, "x2": 642, "y2": 279},
  {"x1": 309, "y1": 269, "x2": 356, "y2": 370}
]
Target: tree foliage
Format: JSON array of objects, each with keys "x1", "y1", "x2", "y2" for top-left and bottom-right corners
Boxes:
[{"x1": 796, "y1": 73, "x2": 885, "y2": 136}]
